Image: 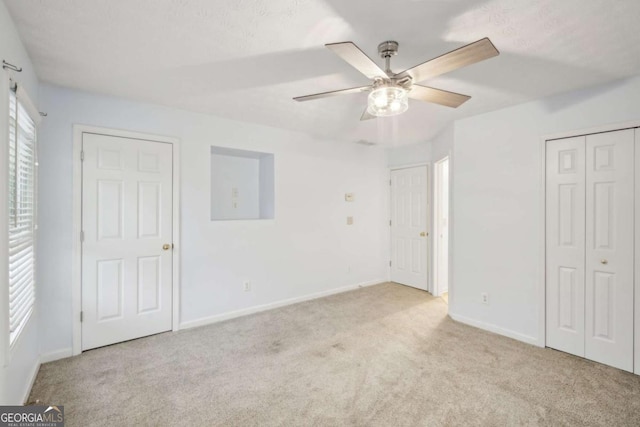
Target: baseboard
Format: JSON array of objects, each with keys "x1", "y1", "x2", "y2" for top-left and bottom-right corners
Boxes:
[
  {"x1": 181, "y1": 278, "x2": 385, "y2": 330},
  {"x1": 449, "y1": 312, "x2": 541, "y2": 347},
  {"x1": 21, "y1": 360, "x2": 40, "y2": 405},
  {"x1": 40, "y1": 348, "x2": 74, "y2": 364}
]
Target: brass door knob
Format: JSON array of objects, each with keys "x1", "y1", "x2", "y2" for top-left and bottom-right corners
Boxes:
[
  {"x1": 163, "y1": 244, "x2": 172, "y2": 251},
  {"x1": 420, "y1": 232, "x2": 427, "y2": 237},
  {"x1": 601, "y1": 259, "x2": 608, "y2": 265}
]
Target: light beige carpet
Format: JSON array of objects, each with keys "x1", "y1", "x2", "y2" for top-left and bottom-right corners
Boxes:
[{"x1": 29, "y1": 283, "x2": 640, "y2": 426}]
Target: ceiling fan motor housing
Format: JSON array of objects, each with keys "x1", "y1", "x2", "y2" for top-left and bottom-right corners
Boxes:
[{"x1": 377, "y1": 41, "x2": 399, "y2": 58}]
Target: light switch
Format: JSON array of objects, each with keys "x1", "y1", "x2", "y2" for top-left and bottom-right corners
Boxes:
[
  {"x1": 347, "y1": 216, "x2": 354, "y2": 225},
  {"x1": 345, "y1": 193, "x2": 355, "y2": 202}
]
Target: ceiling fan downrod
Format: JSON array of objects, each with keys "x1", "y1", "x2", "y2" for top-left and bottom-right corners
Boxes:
[{"x1": 377, "y1": 41, "x2": 399, "y2": 75}]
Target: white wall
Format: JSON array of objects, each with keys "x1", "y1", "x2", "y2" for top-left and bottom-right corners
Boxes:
[
  {"x1": 386, "y1": 141, "x2": 431, "y2": 169},
  {"x1": 452, "y1": 76, "x2": 640, "y2": 345},
  {"x1": 37, "y1": 83, "x2": 389, "y2": 356},
  {"x1": 0, "y1": 1, "x2": 41, "y2": 405}
]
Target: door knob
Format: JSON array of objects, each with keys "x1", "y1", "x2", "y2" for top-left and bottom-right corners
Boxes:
[
  {"x1": 163, "y1": 244, "x2": 172, "y2": 251},
  {"x1": 601, "y1": 259, "x2": 608, "y2": 265},
  {"x1": 420, "y1": 232, "x2": 427, "y2": 237}
]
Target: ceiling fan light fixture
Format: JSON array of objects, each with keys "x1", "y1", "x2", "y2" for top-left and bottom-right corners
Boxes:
[{"x1": 367, "y1": 86, "x2": 408, "y2": 117}]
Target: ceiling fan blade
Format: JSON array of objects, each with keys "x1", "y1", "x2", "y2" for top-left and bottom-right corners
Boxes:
[
  {"x1": 360, "y1": 108, "x2": 376, "y2": 121},
  {"x1": 325, "y1": 42, "x2": 388, "y2": 80},
  {"x1": 408, "y1": 85, "x2": 471, "y2": 108},
  {"x1": 397, "y1": 38, "x2": 499, "y2": 83},
  {"x1": 293, "y1": 86, "x2": 370, "y2": 102}
]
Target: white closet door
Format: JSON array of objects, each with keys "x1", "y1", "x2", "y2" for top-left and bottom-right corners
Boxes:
[
  {"x1": 585, "y1": 129, "x2": 634, "y2": 372},
  {"x1": 546, "y1": 136, "x2": 586, "y2": 357}
]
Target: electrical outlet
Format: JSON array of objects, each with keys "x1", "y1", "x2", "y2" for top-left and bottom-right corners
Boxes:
[
  {"x1": 481, "y1": 293, "x2": 489, "y2": 305},
  {"x1": 243, "y1": 281, "x2": 251, "y2": 292}
]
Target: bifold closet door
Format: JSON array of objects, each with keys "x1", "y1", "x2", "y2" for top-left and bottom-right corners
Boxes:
[
  {"x1": 547, "y1": 129, "x2": 635, "y2": 372},
  {"x1": 546, "y1": 136, "x2": 586, "y2": 357},
  {"x1": 584, "y1": 129, "x2": 634, "y2": 372}
]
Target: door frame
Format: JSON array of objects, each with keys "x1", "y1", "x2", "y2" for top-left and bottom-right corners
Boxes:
[
  {"x1": 433, "y1": 156, "x2": 449, "y2": 297},
  {"x1": 71, "y1": 125, "x2": 181, "y2": 355},
  {"x1": 388, "y1": 163, "x2": 431, "y2": 292},
  {"x1": 539, "y1": 120, "x2": 640, "y2": 374}
]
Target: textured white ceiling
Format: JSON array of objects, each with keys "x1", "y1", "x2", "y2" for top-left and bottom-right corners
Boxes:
[{"x1": 5, "y1": 0, "x2": 640, "y2": 146}]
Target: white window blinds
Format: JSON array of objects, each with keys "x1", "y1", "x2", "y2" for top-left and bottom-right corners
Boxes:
[{"x1": 8, "y1": 88, "x2": 37, "y2": 345}]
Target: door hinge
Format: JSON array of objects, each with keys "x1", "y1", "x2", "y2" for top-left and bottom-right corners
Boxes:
[
  {"x1": 80, "y1": 230, "x2": 85, "y2": 242},
  {"x1": 389, "y1": 179, "x2": 392, "y2": 186},
  {"x1": 389, "y1": 260, "x2": 392, "y2": 267},
  {"x1": 80, "y1": 150, "x2": 85, "y2": 161},
  {"x1": 80, "y1": 311, "x2": 83, "y2": 322},
  {"x1": 389, "y1": 220, "x2": 392, "y2": 226}
]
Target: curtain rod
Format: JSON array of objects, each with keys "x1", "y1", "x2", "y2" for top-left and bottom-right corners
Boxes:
[{"x1": 2, "y1": 60, "x2": 22, "y2": 72}]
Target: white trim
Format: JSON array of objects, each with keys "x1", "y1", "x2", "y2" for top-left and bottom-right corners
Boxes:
[
  {"x1": 446, "y1": 150, "x2": 454, "y2": 311},
  {"x1": 71, "y1": 125, "x2": 181, "y2": 355},
  {"x1": 181, "y1": 279, "x2": 385, "y2": 330},
  {"x1": 426, "y1": 164, "x2": 433, "y2": 294},
  {"x1": 543, "y1": 119, "x2": 640, "y2": 142},
  {"x1": 1, "y1": 70, "x2": 10, "y2": 366},
  {"x1": 538, "y1": 137, "x2": 547, "y2": 350},
  {"x1": 635, "y1": 128, "x2": 640, "y2": 375},
  {"x1": 40, "y1": 348, "x2": 73, "y2": 364},
  {"x1": 449, "y1": 311, "x2": 541, "y2": 347},
  {"x1": 433, "y1": 156, "x2": 450, "y2": 297},
  {"x1": 389, "y1": 162, "x2": 429, "y2": 171},
  {"x1": 21, "y1": 358, "x2": 40, "y2": 405}
]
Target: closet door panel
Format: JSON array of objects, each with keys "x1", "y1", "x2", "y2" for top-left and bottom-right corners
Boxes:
[
  {"x1": 585, "y1": 129, "x2": 634, "y2": 372},
  {"x1": 546, "y1": 137, "x2": 586, "y2": 357}
]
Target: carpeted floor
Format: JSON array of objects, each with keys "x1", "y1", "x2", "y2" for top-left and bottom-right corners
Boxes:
[{"x1": 29, "y1": 282, "x2": 640, "y2": 426}]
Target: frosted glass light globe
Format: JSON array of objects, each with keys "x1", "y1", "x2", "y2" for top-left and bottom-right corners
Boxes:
[{"x1": 367, "y1": 86, "x2": 408, "y2": 117}]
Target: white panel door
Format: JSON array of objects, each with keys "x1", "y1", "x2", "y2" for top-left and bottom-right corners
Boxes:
[
  {"x1": 585, "y1": 129, "x2": 634, "y2": 372},
  {"x1": 546, "y1": 136, "x2": 586, "y2": 357},
  {"x1": 82, "y1": 133, "x2": 173, "y2": 350},
  {"x1": 391, "y1": 166, "x2": 428, "y2": 290}
]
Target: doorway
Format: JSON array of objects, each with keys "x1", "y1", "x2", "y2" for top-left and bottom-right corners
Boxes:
[
  {"x1": 72, "y1": 126, "x2": 180, "y2": 354},
  {"x1": 434, "y1": 157, "x2": 449, "y2": 300},
  {"x1": 390, "y1": 165, "x2": 429, "y2": 290}
]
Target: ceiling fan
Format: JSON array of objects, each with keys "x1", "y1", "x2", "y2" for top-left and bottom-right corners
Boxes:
[{"x1": 293, "y1": 38, "x2": 499, "y2": 120}]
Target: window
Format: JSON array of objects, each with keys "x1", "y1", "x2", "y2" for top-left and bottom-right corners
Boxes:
[{"x1": 8, "y1": 89, "x2": 37, "y2": 345}]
